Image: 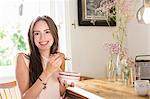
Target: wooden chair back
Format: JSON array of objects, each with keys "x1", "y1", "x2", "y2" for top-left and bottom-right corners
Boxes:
[{"x1": 0, "y1": 81, "x2": 19, "y2": 99}]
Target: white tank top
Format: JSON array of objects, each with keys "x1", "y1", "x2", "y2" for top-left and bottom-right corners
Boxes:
[{"x1": 22, "y1": 53, "x2": 61, "y2": 99}]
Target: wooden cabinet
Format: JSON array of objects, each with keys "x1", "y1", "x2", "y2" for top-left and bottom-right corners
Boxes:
[{"x1": 64, "y1": 89, "x2": 88, "y2": 99}]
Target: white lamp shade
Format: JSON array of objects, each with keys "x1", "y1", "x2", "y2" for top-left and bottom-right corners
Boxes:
[
  {"x1": 137, "y1": 0, "x2": 150, "y2": 24},
  {"x1": 143, "y1": 7, "x2": 150, "y2": 24}
]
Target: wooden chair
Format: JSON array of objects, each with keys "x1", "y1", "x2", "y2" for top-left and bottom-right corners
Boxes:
[{"x1": 0, "y1": 81, "x2": 20, "y2": 99}]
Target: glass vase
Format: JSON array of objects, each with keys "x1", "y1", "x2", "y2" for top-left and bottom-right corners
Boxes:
[
  {"x1": 107, "y1": 55, "x2": 116, "y2": 82},
  {"x1": 107, "y1": 54, "x2": 122, "y2": 82},
  {"x1": 115, "y1": 53, "x2": 122, "y2": 82},
  {"x1": 123, "y1": 66, "x2": 130, "y2": 86}
]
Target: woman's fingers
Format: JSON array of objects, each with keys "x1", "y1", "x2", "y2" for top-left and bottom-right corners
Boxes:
[
  {"x1": 49, "y1": 53, "x2": 64, "y2": 63},
  {"x1": 62, "y1": 80, "x2": 74, "y2": 87},
  {"x1": 70, "y1": 82, "x2": 75, "y2": 87},
  {"x1": 49, "y1": 53, "x2": 64, "y2": 67},
  {"x1": 46, "y1": 53, "x2": 64, "y2": 74},
  {"x1": 49, "y1": 54, "x2": 59, "y2": 62},
  {"x1": 50, "y1": 57, "x2": 62, "y2": 68},
  {"x1": 45, "y1": 53, "x2": 65, "y2": 76},
  {"x1": 63, "y1": 80, "x2": 67, "y2": 86}
]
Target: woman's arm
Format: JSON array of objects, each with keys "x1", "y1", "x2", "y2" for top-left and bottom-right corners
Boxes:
[{"x1": 16, "y1": 53, "x2": 50, "y2": 99}]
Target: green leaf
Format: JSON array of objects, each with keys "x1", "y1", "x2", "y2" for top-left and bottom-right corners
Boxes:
[{"x1": 0, "y1": 30, "x2": 6, "y2": 39}]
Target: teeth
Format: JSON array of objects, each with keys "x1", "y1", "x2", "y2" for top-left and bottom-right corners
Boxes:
[{"x1": 40, "y1": 41, "x2": 48, "y2": 45}]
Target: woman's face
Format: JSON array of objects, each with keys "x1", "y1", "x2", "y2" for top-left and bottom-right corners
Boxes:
[{"x1": 33, "y1": 20, "x2": 54, "y2": 51}]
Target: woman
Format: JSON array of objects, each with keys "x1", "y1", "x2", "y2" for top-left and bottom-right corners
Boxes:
[{"x1": 16, "y1": 15, "x2": 66, "y2": 99}]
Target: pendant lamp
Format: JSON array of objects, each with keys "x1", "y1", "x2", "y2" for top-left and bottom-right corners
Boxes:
[{"x1": 137, "y1": 0, "x2": 150, "y2": 24}]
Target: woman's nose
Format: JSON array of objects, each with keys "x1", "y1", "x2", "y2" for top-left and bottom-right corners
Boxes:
[{"x1": 40, "y1": 32, "x2": 46, "y2": 40}]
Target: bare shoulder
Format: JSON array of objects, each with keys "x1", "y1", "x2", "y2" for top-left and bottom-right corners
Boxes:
[
  {"x1": 57, "y1": 52, "x2": 65, "y2": 57},
  {"x1": 16, "y1": 53, "x2": 25, "y2": 65},
  {"x1": 17, "y1": 52, "x2": 29, "y2": 60},
  {"x1": 16, "y1": 52, "x2": 30, "y2": 71}
]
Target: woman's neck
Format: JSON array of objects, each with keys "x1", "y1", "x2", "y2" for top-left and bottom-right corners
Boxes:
[{"x1": 40, "y1": 50, "x2": 50, "y2": 59}]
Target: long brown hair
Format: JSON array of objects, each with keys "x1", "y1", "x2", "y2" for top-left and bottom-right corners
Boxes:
[{"x1": 27, "y1": 15, "x2": 59, "y2": 87}]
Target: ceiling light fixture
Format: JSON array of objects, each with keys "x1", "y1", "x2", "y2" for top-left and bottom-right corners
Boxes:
[{"x1": 137, "y1": 0, "x2": 150, "y2": 24}]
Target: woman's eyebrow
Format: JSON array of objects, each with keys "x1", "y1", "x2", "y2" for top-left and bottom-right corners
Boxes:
[
  {"x1": 44, "y1": 29, "x2": 50, "y2": 31},
  {"x1": 33, "y1": 29, "x2": 50, "y2": 33},
  {"x1": 33, "y1": 30, "x2": 40, "y2": 33}
]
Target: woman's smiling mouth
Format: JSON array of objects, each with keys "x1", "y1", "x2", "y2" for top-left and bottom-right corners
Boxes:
[{"x1": 39, "y1": 41, "x2": 49, "y2": 46}]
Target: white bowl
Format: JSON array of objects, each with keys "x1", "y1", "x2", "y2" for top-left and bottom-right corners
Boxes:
[{"x1": 58, "y1": 72, "x2": 80, "y2": 86}]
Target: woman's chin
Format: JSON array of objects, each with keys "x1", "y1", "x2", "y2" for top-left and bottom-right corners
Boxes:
[{"x1": 38, "y1": 46, "x2": 51, "y2": 51}]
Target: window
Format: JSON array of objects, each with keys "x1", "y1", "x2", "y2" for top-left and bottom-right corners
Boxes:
[{"x1": 0, "y1": 0, "x2": 70, "y2": 77}]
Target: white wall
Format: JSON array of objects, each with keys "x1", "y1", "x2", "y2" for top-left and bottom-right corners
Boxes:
[
  {"x1": 128, "y1": 20, "x2": 150, "y2": 56},
  {"x1": 66, "y1": 0, "x2": 114, "y2": 78},
  {"x1": 66, "y1": 0, "x2": 150, "y2": 78}
]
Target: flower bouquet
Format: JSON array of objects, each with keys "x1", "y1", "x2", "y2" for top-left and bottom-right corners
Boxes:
[{"x1": 105, "y1": 42, "x2": 135, "y2": 85}]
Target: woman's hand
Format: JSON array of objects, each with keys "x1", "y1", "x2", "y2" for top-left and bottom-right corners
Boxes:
[
  {"x1": 44, "y1": 53, "x2": 65, "y2": 77},
  {"x1": 61, "y1": 80, "x2": 75, "y2": 87}
]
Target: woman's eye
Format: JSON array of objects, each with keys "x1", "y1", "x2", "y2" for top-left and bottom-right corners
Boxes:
[
  {"x1": 34, "y1": 32, "x2": 39, "y2": 35},
  {"x1": 45, "y1": 31, "x2": 50, "y2": 34}
]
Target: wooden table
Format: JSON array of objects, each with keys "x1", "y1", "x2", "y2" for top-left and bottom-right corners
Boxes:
[{"x1": 65, "y1": 78, "x2": 149, "y2": 99}]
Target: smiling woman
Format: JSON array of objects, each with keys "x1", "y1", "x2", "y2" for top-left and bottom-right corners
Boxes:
[
  {"x1": 0, "y1": 3, "x2": 70, "y2": 99},
  {"x1": 15, "y1": 15, "x2": 67, "y2": 99}
]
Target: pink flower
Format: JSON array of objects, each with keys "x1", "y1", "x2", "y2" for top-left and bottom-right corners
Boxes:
[
  {"x1": 105, "y1": 42, "x2": 128, "y2": 56},
  {"x1": 127, "y1": 57, "x2": 135, "y2": 67},
  {"x1": 105, "y1": 42, "x2": 121, "y2": 54}
]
